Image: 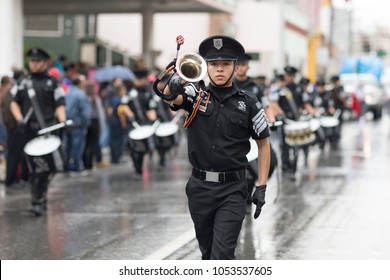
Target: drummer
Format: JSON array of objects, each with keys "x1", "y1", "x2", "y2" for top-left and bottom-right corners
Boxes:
[
  {"x1": 10, "y1": 47, "x2": 66, "y2": 216},
  {"x1": 153, "y1": 73, "x2": 180, "y2": 167},
  {"x1": 127, "y1": 68, "x2": 158, "y2": 176},
  {"x1": 312, "y1": 80, "x2": 336, "y2": 116},
  {"x1": 299, "y1": 77, "x2": 318, "y2": 115},
  {"x1": 268, "y1": 73, "x2": 300, "y2": 175},
  {"x1": 312, "y1": 80, "x2": 337, "y2": 149}
]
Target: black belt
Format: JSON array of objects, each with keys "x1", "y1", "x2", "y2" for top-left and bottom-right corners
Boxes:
[{"x1": 192, "y1": 168, "x2": 246, "y2": 183}]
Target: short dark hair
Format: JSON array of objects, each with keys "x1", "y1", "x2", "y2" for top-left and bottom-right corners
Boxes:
[{"x1": 1, "y1": 75, "x2": 12, "y2": 86}]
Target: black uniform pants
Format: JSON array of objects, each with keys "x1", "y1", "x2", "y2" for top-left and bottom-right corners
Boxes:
[{"x1": 186, "y1": 176, "x2": 247, "y2": 260}]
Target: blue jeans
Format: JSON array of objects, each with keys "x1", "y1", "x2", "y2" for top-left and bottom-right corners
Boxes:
[{"x1": 63, "y1": 127, "x2": 87, "y2": 171}]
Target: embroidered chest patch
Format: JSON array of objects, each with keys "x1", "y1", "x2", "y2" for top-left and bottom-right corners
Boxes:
[{"x1": 238, "y1": 101, "x2": 246, "y2": 112}]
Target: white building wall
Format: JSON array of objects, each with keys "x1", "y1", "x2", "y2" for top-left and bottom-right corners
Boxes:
[
  {"x1": 96, "y1": 1, "x2": 309, "y2": 77},
  {"x1": 0, "y1": 0, "x2": 23, "y2": 76},
  {"x1": 234, "y1": 1, "x2": 309, "y2": 78},
  {"x1": 234, "y1": 1, "x2": 281, "y2": 78},
  {"x1": 97, "y1": 13, "x2": 210, "y2": 70}
]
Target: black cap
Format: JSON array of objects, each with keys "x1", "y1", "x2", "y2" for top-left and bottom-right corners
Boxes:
[
  {"x1": 299, "y1": 77, "x2": 310, "y2": 86},
  {"x1": 237, "y1": 53, "x2": 252, "y2": 64},
  {"x1": 133, "y1": 69, "x2": 149, "y2": 79},
  {"x1": 315, "y1": 80, "x2": 326, "y2": 87},
  {"x1": 284, "y1": 66, "x2": 298, "y2": 76},
  {"x1": 199, "y1": 35, "x2": 245, "y2": 61},
  {"x1": 27, "y1": 47, "x2": 50, "y2": 60},
  {"x1": 276, "y1": 74, "x2": 285, "y2": 81},
  {"x1": 330, "y1": 75, "x2": 340, "y2": 83}
]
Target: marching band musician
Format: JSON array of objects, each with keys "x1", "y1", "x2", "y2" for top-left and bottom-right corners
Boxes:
[
  {"x1": 159, "y1": 35, "x2": 270, "y2": 259},
  {"x1": 299, "y1": 77, "x2": 317, "y2": 115},
  {"x1": 329, "y1": 75, "x2": 347, "y2": 143},
  {"x1": 268, "y1": 74, "x2": 299, "y2": 175},
  {"x1": 10, "y1": 47, "x2": 66, "y2": 216},
  {"x1": 127, "y1": 69, "x2": 158, "y2": 177},
  {"x1": 107, "y1": 84, "x2": 134, "y2": 164},
  {"x1": 312, "y1": 80, "x2": 337, "y2": 149},
  {"x1": 153, "y1": 74, "x2": 180, "y2": 167}
]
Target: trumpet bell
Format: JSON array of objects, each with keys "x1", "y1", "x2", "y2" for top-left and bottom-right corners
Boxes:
[{"x1": 176, "y1": 52, "x2": 207, "y2": 83}]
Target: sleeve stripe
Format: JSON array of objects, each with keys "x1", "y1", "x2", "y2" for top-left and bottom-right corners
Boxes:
[
  {"x1": 54, "y1": 87, "x2": 65, "y2": 101},
  {"x1": 252, "y1": 108, "x2": 268, "y2": 136}
]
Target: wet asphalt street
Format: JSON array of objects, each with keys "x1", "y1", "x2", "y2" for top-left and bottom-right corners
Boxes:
[{"x1": 1, "y1": 113, "x2": 390, "y2": 260}]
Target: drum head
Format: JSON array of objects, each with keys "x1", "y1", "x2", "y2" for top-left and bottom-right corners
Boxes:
[
  {"x1": 320, "y1": 116, "x2": 339, "y2": 128},
  {"x1": 284, "y1": 121, "x2": 310, "y2": 132},
  {"x1": 129, "y1": 125, "x2": 155, "y2": 140},
  {"x1": 310, "y1": 119, "x2": 321, "y2": 131},
  {"x1": 24, "y1": 135, "x2": 61, "y2": 156},
  {"x1": 155, "y1": 122, "x2": 179, "y2": 137},
  {"x1": 246, "y1": 138, "x2": 258, "y2": 162}
]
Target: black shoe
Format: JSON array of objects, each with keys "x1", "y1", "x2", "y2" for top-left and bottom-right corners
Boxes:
[{"x1": 25, "y1": 204, "x2": 44, "y2": 217}]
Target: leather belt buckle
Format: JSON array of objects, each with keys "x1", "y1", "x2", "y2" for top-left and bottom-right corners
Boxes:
[{"x1": 205, "y1": 171, "x2": 219, "y2": 182}]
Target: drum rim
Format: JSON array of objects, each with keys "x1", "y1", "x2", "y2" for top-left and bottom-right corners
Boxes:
[{"x1": 285, "y1": 133, "x2": 316, "y2": 147}]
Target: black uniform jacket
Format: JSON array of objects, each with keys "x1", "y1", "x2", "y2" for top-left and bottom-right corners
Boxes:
[
  {"x1": 11, "y1": 72, "x2": 65, "y2": 126},
  {"x1": 172, "y1": 83, "x2": 269, "y2": 172}
]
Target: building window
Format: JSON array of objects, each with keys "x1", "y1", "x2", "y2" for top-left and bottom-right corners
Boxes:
[{"x1": 24, "y1": 15, "x2": 64, "y2": 37}]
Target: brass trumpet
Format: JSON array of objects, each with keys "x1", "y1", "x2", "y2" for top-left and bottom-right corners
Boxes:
[
  {"x1": 176, "y1": 52, "x2": 208, "y2": 83},
  {"x1": 152, "y1": 52, "x2": 207, "y2": 101}
]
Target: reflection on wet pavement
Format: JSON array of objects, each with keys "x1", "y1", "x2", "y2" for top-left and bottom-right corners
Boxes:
[{"x1": 1, "y1": 115, "x2": 390, "y2": 259}]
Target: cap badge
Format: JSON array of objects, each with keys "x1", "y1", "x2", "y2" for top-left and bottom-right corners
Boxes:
[{"x1": 213, "y1": 38, "x2": 223, "y2": 50}]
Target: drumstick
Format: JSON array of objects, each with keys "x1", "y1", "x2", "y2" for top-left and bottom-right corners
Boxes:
[
  {"x1": 170, "y1": 111, "x2": 183, "y2": 124},
  {"x1": 132, "y1": 121, "x2": 141, "y2": 128},
  {"x1": 37, "y1": 120, "x2": 73, "y2": 135},
  {"x1": 152, "y1": 120, "x2": 161, "y2": 130}
]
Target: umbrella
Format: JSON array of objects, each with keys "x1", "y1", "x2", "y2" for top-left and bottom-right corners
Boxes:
[{"x1": 94, "y1": 65, "x2": 135, "y2": 82}]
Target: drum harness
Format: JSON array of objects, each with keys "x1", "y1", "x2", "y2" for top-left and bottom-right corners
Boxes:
[{"x1": 25, "y1": 79, "x2": 64, "y2": 171}]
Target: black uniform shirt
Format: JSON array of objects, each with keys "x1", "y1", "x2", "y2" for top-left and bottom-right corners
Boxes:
[
  {"x1": 128, "y1": 85, "x2": 157, "y2": 123},
  {"x1": 287, "y1": 82, "x2": 304, "y2": 110},
  {"x1": 313, "y1": 91, "x2": 334, "y2": 115},
  {"x1": 274, "y1": 86, "x2": 299, "y2": 120},
  {"x1": 330, "y1": 85, "x2": 346, "y2": 109},
  {"x1": 172, "y1": 83, "x2": 269, "y2": 172},
  {"x1": 11, "y1": 72, "x2": 65, "y2": 125}
]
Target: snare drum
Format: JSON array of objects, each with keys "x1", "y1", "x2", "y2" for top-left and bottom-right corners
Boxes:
[
  {"x1": 128, "y1": 125, "x2": 156, "y2": 153},
  {"x1": 284, "y1": 121, "x2": 316, "y2": 147},
  {"x1": 24, "y1": 135, "x2": 63, "y2": 174},
  {"x1": 154, "y1": 122, "x2": 179, "y2": 149}
]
